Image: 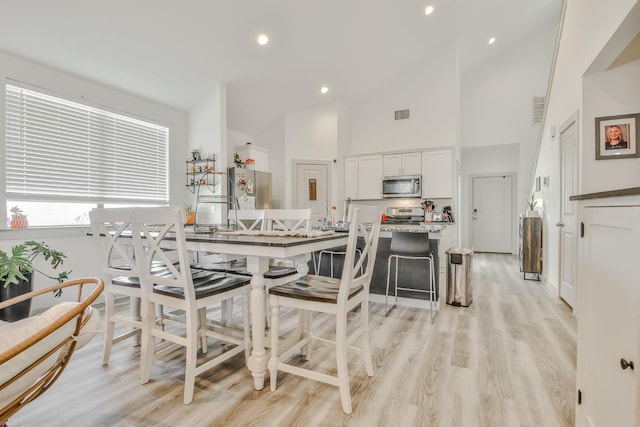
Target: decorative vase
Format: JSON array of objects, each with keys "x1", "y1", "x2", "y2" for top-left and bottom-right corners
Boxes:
[
  {"x1": 10, "y1": 214, "x2": 28, "y2": 229},
  {"x1": 526, "y1": 210, "x2": 540, "y2": 218},
  {"x1": 186, "y1": 211, "x2": 196, "y2": 225},
  {"x1": 0, "y1": 272, "x2": 33, "y2": 322}
]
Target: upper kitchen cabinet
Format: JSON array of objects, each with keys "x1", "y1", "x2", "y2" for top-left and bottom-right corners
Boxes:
[
  {"x1": 344, "y1": 154, "x2": 383, "y2": 200},
  {"x1": 383, "y1": 152, "x2": 421, "y2": 177},
  {"x1": 344, "y1": 157, "x2": 359, "y2": 199},
  {"x1": 358, "y1": 155, "x2": 383, "y2": 199},
  {"x1": 422, "y1": 149, "x2": 453, "y2": 198}
]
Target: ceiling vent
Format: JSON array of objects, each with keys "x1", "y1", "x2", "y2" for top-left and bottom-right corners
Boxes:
[
  {"x1": 532, "y1": 96, "x2": 545, "y2": 125},
  {"x1": 394, "y1": 109, "x2": 410, "y2": 120}
]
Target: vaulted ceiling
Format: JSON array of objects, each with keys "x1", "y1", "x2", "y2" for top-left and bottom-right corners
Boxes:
[{"x1": 0, "y1": 0, "x2": 561, "y2": 136}]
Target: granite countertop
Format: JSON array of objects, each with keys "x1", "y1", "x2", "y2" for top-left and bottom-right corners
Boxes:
[{"x1": 315, "y1": 222, "x2": 454, "y2": 234}]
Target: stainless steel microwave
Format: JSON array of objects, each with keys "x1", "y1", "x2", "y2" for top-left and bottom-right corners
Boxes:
[{"x1": 382, "y1": 175, "x2": 422, "y2": 198}]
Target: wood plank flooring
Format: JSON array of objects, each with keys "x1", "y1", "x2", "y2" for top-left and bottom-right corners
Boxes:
[{"x1": 9, "y1": 253, "x2": 576, "y2": 426}]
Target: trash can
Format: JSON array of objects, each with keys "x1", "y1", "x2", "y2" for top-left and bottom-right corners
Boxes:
[{"x1": 445, "y1": 248, "x2": 473, "y2": 307}]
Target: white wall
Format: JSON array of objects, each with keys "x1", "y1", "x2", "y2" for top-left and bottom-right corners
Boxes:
[
  {"x1": 582, "y1": 60, "x2": 640, "y2": 193},
  {"x1": 188, "y1": 84, "x2": 226, "y2": 224},
  {"x1": 532, "y1": 0, "x2": 637, "y2": 292},
  {"x1": 0, "y1": 51, "x2": 189, "y2": 309},
  {"x1": 258, "y1": 119, "x2": 286, "y2": 208},
  {"x1": 348, "y1": 40, "x2": 459, "y2": 155},
  {"x1": 283, "y1": 104, "x2": 339, "y2": 208},
  {"x1": 461, "y1": 22, "x2": 557, "y2": 248},
  {"x1": 460, "y1": 144, "x2": 520, "y2": 250}
]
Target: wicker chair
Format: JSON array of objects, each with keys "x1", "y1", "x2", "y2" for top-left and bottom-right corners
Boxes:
[{"x1": 0, "y1": 277, "x2": 104, "y2": 425}]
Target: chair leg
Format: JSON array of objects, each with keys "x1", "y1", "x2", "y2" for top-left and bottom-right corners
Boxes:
[
  {"x1": 198, "y1": 308, "x2": 208, "y2": 353},
  {"x1": 360, "y1": 301, "x2": 374, "y2": 377},
  {"x1": 102, "y1": 292, "x2": 116, "y2": 366},
  {"x1": 183, "y1": 308, "x2": 199, "y2": 405},
  {"x1": 139, "y1": 301, "x2": 156, "y2": 385},
  {"x1": 335, "y1": 311, "x2": 352, "y2": 414},
  {"x1": 269, "y1": 299, "x2": 280, "y2": 391},
  {"x1": 429, "y1": 256, "x2": 438, "y2": 323}
]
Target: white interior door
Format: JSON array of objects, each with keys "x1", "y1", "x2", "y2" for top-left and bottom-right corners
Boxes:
[
  {"x1": 472, "y1": 175, "x2": 513, "y2": 253},
  {"x1": 296, "y1": 162, "x2": 328, "y2": 225},
  {"x1": 559, "y1": 115, "x2": 578, "y2": 308}
]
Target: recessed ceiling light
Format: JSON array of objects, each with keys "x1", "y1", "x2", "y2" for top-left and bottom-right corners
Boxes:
[
  {"x1": 425, "y1": 5, "x2": 434, "y2": 15},
  {"x1": 258, "y1": 34, "x2": 269, "y2": 46},
  {"x1": 488, "y1": 37, "x2": 496, "y2": 45},
  {"x1": 320, "y1": 86, "x2": 329, "y2": 94}
]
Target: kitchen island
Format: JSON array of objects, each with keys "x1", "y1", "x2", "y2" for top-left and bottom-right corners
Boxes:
[{"x1": 311, "y1": 222, "x2": 453, "y2": 304}]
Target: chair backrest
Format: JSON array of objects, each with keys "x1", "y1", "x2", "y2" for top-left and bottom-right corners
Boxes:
[
  {"x1": 89, "y1": 207, "x2": 137, "y2": 278},
  {"x1": 130, "y1": 206, "x2": 196, "y2": 302},
  {"x1": 390, "y1": 232, "x2": 430, "y2": 256},
  {"x1": 338, "y1": 204, "x2": 382, "y2": 303},
  {"x1": 264, "y1": 209, "x2": 311, "y2": 231},
  {"x1": 230, "y1": 209, "x2": 265, "y2": 230}
]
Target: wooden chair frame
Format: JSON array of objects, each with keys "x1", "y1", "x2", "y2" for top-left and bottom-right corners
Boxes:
[{"x1": 0, "y1": 277, "x2": 104, "y2": 424}]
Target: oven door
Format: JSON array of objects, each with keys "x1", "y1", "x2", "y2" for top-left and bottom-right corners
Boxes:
[{"x1": 382, "y1": 175, "x2": 421, "y2": 198}]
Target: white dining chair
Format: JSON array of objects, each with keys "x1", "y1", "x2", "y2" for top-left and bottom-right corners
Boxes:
[
  {"x1": 268, "y1": 204, "x2": 382, "y2": 414},
  {"x1": 131, "y1": 206, "x2": 251, "y2": 405},
  {"x1": 89, "y1": 207, "x2": 143, "y2": 366}
]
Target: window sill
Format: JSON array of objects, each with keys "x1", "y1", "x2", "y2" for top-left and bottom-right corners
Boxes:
[{"x1": 0, "y1": 225, "x2": 91, "y2": 241}]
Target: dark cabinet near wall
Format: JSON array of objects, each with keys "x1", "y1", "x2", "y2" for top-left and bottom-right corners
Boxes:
[{"x1": 519, "y1": 217, "x2": 542, "y2": 280}]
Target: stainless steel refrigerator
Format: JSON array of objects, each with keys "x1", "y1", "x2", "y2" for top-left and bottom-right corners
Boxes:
[{"x1": 227, "y1": 167, "x2": 272, "y2": 210}]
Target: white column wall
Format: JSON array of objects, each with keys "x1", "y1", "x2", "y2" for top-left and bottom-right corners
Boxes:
[{"x1": 533, "y1": 0, "x2": 637, "y2": 291}]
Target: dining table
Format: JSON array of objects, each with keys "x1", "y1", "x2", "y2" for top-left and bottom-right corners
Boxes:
[{"x1": 181, "y1": 229, "x2": 349, "y2": 390}]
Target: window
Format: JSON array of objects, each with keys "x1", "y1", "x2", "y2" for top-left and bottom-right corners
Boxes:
[{"x1": 4, "y1": 83, "x2": 169, "y2": 227}]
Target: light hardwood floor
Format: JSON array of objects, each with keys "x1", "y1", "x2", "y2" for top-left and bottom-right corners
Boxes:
[{"x1": 10, "y1": 253, "x2": 576, "y2": 426}]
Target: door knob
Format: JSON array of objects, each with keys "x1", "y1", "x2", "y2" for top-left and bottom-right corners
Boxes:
[
  {"x1": 620, "y1": 358, "x2": 635, "y2": 370},
  {"x1": 556, "y1": 222, "x2": 564, "y2": 227}
]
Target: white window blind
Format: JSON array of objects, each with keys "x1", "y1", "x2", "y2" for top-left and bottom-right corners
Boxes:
[{"x1": 5, "y1": 84, "x2": 169, "y2": 203}]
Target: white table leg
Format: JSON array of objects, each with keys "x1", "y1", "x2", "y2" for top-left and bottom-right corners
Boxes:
[
  {"x1": 246, "y1": 255, "x2": 270, "y2": 390},
  {"x1": 295, "y1": 254, "x2": 310, "y2": 276}
]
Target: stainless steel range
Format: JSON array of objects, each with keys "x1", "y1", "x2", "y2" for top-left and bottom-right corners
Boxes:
[{"x1": 384, "y1": 207, "x2": 424, "y2": 224}]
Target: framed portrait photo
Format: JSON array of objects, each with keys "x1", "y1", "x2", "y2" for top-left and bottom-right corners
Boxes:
[{"x1": 595, "y1": 113, "x2": 640, "y2": 160}]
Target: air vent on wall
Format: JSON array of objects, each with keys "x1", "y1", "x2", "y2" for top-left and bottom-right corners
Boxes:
[
  {"x1": 395, "y1": 109, "x2": 410, "y2": 120},
  {"x1": 532, "y1": 96, "x2": 545, "y2": 125}
]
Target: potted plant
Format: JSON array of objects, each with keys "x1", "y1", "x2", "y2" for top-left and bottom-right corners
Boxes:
[
  {"x1": 526, "y1": 193, "x2": 540, "y2": 217},
  {"x1": 9, "y1": 206, "x2": 28, "y2": 229},
  {"x1": 0, "y1": 241, "x2": 72, "y2": 321}
]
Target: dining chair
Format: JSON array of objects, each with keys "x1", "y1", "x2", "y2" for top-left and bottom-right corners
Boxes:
[
  {"x1": 384, "y1": 231, "x2": 438, "y2": 322},
  {"x1": 130, "y1": 206, "x2": 251, "y2": 405},
  {"x1": 192, "y1": 209, "x2": 266, "y2": 273},
  {"x1": 89, "y1": 207, "x2": 145, "y2": 366},
  {"x1": 222, "y1": 208, "x2": 312, "y2": 283},
  {"x1": 268, "y1": 204, "x2": 381, "y2": 414}
]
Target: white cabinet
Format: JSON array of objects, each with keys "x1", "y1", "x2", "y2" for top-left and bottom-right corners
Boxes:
[
  {"x1": 576, "y1": 197, "x2": 640, "y2": 426},
  {"x1": 358, "y1": 155, "x2": 383, "y2": 199},
  {"x1": 343, "y1": 154, "x2": 383, "y2": 200},
  {"x1": 383, "y1": 152, "x2": 421, "y2": 177},
  {"x1": 344, "y1": 157, "x2": 358, "y2": 199},
  {"x1": 422, "y1": 150, "x2": 453, "y2": 198}
]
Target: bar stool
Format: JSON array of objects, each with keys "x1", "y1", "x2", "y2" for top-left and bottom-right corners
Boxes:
[
  {"x1": 384, "y1": 232, "x2": 438, "y2": 323},
  {"x1": 315, "y1": 246, "x2": 363, "y2": 278}
]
